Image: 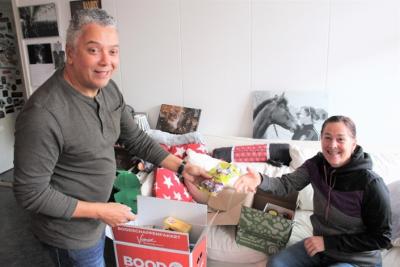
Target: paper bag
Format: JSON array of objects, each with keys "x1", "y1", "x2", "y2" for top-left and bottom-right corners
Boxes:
[{"x1": 207, "y1": 188, "x2": 253, "y2": 225}]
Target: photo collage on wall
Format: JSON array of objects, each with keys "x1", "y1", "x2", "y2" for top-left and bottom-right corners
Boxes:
[
  {"x1": 0, "y1": 9, "x2": 25, "y2": 119},
  {"x1": 252, "y1": 91, "x2": 328, "y2": 141},
  {"x1": 156, "y1": 104, "x2": 202, "y2": 134},
  {"x1": 18, "y1": 2, "x2": 61, "y2": 91}
]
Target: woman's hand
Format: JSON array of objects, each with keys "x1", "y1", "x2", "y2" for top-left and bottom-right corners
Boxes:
[
  {"x1": 233, "y1": 167, "x2": 262, "y2": 193},
  {"x1": 304, "y1": 236, "x2": 325, "y2": 256}
]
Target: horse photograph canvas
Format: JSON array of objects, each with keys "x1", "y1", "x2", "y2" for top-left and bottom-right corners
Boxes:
[{"x1": 252, "y1": 91, "x2": 328, "y2": 141}]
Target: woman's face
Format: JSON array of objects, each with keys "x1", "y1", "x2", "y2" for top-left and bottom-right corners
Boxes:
[{"x1": 321, "y1": 122, "x2": 356, "y2": 168}]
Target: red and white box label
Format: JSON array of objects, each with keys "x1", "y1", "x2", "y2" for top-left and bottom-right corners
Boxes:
[{"x1": 112, "y1": 196, "x2": 208, "y2": 267}]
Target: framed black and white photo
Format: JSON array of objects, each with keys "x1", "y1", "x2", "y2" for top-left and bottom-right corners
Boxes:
[
  {"x1": 27, "y1": 43, "x2": 53, "y2": 64},
  {"x1": 27, "y1": 43, "x2": 55, "y2": 91},
  {"x1": 19, "y1": 3, "x2": 59, "y2": 39},
  {"x1": 52, "y1": 41, "x2": 65, "y2": 69},
  {"x1": 253, "y1": 91, "x2": 328, "y2": 141}
]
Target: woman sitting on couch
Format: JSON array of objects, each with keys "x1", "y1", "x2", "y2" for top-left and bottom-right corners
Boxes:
[{"x1": 235, "y1": 115, "x2": 392, "y2": 267}]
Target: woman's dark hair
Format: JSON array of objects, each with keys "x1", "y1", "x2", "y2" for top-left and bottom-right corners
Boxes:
[{"x1": 321, "y1": 115, "x2": 356, "y2": 138}]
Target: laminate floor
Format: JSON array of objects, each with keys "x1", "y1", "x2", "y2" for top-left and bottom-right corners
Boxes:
[{"x1": 0, "y1": 169, "x2": 116, "y2": 267}]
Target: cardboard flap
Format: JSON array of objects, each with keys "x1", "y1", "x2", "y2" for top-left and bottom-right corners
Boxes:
[
  {"x1": 137, "y1": 196, "x2": 207, "y2": 226},
  {"x1": 208, "y1": 207, "x2": 242, "y2": 225}
]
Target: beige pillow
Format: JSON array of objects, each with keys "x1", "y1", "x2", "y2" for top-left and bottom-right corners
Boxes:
[
  {"x1": 207, "y1": 225, "x2": 267, "y2": 263},
  {"x1": 138, "y1": 171, "x2": 154, "y2": 196},
  {"x1": 186, "y1": 149, "x2": 221, "y2": 171}
]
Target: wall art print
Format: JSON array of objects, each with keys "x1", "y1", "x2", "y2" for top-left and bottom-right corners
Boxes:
[
  {"x1": 52, "y1": 41, "x2": 65, "y2": 69},
  {"x1": 27, "y1": 43, "x2": 55, "y2": 90},
  {"x1": 27, "y1": 43, "x2": 53, "y2": 64},
  {"x1": 0, "y1": 17, "x2": 18, "y2": 68},
  {"x1": 70, "y1": 0, "x2": 102, "y2": 19},
  {"x1": 19, "y1": 3, "x2": 59, "y2": 39},
  {"x1": 156, "y1": 104, "x2": 201, "y2": 134},
  {"x1": 252, "y1": 91, "x2": 328, "y2": 141}
]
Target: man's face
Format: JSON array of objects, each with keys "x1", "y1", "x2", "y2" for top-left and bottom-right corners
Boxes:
[
  {"x1": 321, "y1": 122, "x2": 356, "y2": 168},
  {"x1": 65, "y1": 23, "x2": 119, "y2": 96}
]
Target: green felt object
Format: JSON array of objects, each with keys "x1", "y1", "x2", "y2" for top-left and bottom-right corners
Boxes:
[
  {"x1": 114, "y1": 170, "x2": 141, "y2": 190},
  {"x1": 114, "y1": 188, "x2": 141, "y2": 213},
  {"x1": 114, "y1": 170, "x2": 141, "y2": 213}
]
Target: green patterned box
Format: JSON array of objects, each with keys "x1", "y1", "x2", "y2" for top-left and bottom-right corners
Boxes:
[{"x1": 236, "y1": 206, "x2": 294, "y2": 255}]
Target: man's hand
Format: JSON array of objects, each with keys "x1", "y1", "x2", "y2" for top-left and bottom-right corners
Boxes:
[
  {"x1": 160, "y1": 154, "x2": 211, "y2": 184},
  {"x1": 182, "y1": 162, "x2": 212, "y2": 184},
  {"x1": 304, "y1": 236, "x2": 325, "y2": 256},
  {"x1": 96, "y1": 202, "x2": 136, "y2": 227},
  {"x1": 73, "y1": 201, "x2": 136, "y2": 227},
  {"x1": 233, "y1": 167, "x2": 262, "y2": 193}
]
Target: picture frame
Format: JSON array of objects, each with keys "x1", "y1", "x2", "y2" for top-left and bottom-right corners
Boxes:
[
  {"x1": 18, "y1": 3, "x2": 59, "y2": 39},
  {"x1": 70, "y1": 0, "x2": 102, "y2": 19},
  {"x1": 156, "y1": 104, "x2": 202, "y2": 134},
  {"x1": 253, "y1": 91, "x2": 328, "y2": 141}
]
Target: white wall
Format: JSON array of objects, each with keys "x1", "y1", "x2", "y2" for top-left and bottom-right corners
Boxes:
[
  {"x1": 115, "y1": 0, "x2": 400, "y2": 147},
  {"x1": 11, "y1": 0, "x2": 400, "y2": 148}
]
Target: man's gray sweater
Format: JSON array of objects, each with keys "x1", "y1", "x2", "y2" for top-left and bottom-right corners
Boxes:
[{"x1": 13, "y1": 69, "x2": 169, "y2": 249}]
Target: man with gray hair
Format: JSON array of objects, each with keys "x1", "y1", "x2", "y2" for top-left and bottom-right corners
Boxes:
[{"x1": 13, "y1": 9, "x2": 209, "y2": 267}]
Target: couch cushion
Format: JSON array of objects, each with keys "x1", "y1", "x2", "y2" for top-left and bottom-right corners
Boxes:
[
  {"x1": 138, "y1": 171, "x2": 154, "y2": 197},
  {"x1": 288, "y1": 144, "x2": 318, "y2": 170},
  {"x1": 368, "y1": 152, "x2": 400, "y2": 185},
  {"x1": 152, "y1": 168, "x2": 193, "y2": 202},
  {"x1": 287, "y1": 210, "x2": 313, "y2": 246},
  {"x1": 289, "y1": 145, "x2": 317, "y2": 211},
  {"x1": 207, "y1": 225, "x2": 267, "y2": 263},
  {"x1": 212, "y1": 143, "x2": 291, "y2": 165},
  {"x1": 167, "y1": 143, "x2": 208, "y2": 159},
  {"x1": 186, "y1": 149, "x2": 221, "y2": 171}
]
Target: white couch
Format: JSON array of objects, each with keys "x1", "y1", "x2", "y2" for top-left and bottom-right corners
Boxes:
[{"x1": 200, "y1": 134, "x2": 400, "y2": 267}]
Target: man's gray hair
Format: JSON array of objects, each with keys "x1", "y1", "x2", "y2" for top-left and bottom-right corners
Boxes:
[{"x1": 66, "y1": 8, "x2": 116, "y2": 47}]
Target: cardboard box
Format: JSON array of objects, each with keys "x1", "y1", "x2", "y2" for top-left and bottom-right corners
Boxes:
[
  {"x1": 112, "y1": 196, "x2": 208, "y2": 267},
  {"x1": 252, "y1": 189, "x2": 298, "y2": 211}
]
